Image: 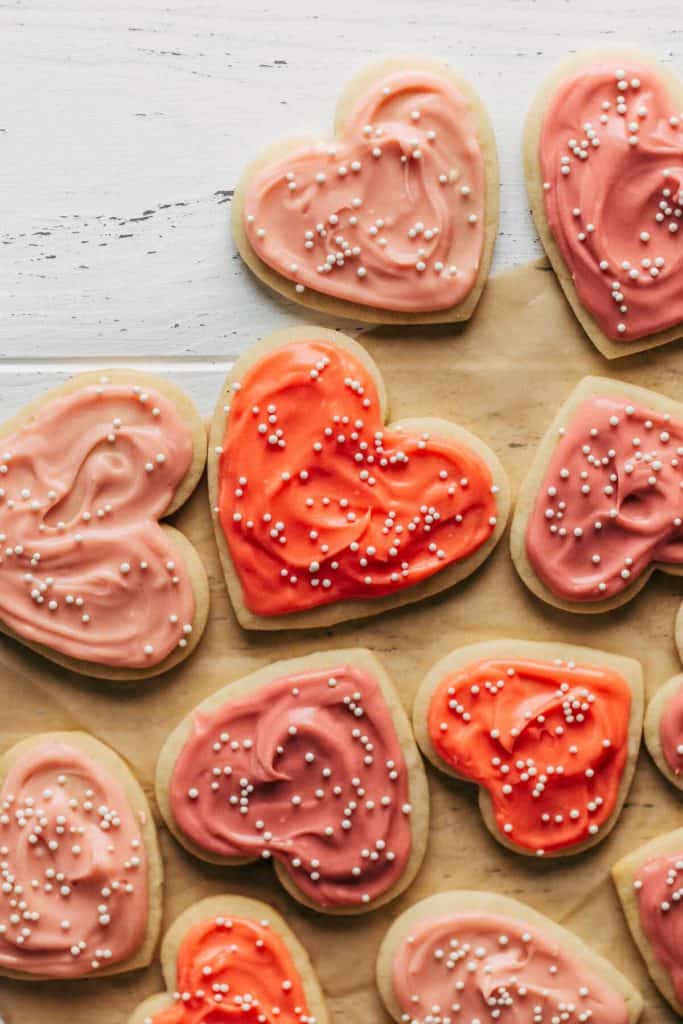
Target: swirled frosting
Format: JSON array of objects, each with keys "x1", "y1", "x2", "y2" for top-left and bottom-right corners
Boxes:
[
  {"x1": 526, "y1": 394, "x2": 683, "y2": 602},
  {"x1": 168, "y1": 664, "x2": 413, "y2": 908},
  {"x1": 392, "y1": 911, "x2": 630, "y2": 1024},
  {"x1": 660, "y1": 684, "x2": 683, "y2": 776},
  {"x1": 0, "y1": 740, "x2": 149, "y2": 977},
  {"x1": 0, "y1": 379, "x2": 196, "y2": 667},
  {"x1": 634, "y1": 854, "x2": 683, "y2": 1003},
  {"x1": 539, "y1": 61, "x2": 683, "y2": 342},
  {"x1": 147, "y1": 915, "x2": 313, "y2": 1024},
  {"x1": 243, "y1": 70, "x2": 487, "y2": 313},
  {"x1": 427, "y1": 656, "x2": 631, "y2": 854},
  {"x1": 218, "y1": 339, "x2": 499, "y2": 617}
]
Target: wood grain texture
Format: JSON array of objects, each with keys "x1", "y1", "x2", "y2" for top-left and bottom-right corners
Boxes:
[{"x1": 1, "y1": 0, "x2": 681, "y2": 389}]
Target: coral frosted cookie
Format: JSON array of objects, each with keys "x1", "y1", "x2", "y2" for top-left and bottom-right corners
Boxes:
[
  {"x1": 413, "y1": 640, "x2": 643, "y2": 857},
  {"x1": 0, "y1": 369, "x2": 208, "y2": 679},
  {"x1": 128, "y1": 894, "x2": 328, "y2": 1024},
  {"x1": 377, "y1": 890, "x2": 643, "y2": 1024},
  {"x1": 0, "y1": 731, "x2": 162, "y2": 980},
  {"x1": 209, "y1": 327, "x2": 509, "y2": 630},
  {"x1": 613, "y1": 828, "x2": 683, "y2": 1014},
  {"x1": 232, "y1": 58, "x2": 498, "y2": 324},
  {"x1": 156, "y1": 649, "x2": 428, "y2": 914},
  {"x1": 511, "y1": 376, "x2": 683, "y2": 613},
  {"x1": 643, "y1": 673, "x2": 683, "y2": 790},
  {"x1": 525, "y1": 49, "x2": 683, "y2": 358}
]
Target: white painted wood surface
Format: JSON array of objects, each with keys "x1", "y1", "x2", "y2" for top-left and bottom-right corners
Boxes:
[{"x1": 1, "y1": 0, "x2": 681, "y2": 415}]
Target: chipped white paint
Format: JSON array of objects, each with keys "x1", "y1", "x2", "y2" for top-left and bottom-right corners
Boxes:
[{"x1": 0, "y1": 0, "x2": 680, "y2": 414}]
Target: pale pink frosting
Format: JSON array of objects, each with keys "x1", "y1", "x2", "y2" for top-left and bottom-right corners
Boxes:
[
  {"x1": 540, "y1": 62, "x2": 683, "y2": 342},
  {"x1": 660, "y1": 684, "x2": 683, "y2": 776},
  {"x1": 526, "y1": 394, "x2": 683, "y2": 602},
  {"x1": 635, "y1": 854, "x2": 683, "y2": 1003},
  {"x1": 0, "y1": 741, "x2": 149, "y2": 977},
  {"x1": 392, "y1": 912, "x2": 629, "y2": 1024},
  {"x1": 0, "y1": 381, "x2": 196, "y2": 668},
  {"x1": 169, "y1": 664, "x2": 413, "y2": 909},
  {"x1": 244, "y1": 70, "x2": 487, "y2": 312}
]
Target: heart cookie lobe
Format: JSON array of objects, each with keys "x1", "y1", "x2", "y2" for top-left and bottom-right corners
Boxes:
[
  {"x1": 210, "y1": 329, "x2": 508, "y2": 627},
  {"x1": 235, "y1": 60, "x2": 497, "y2": 322},
  {"x1": 613, "y1": 828, "x2": 683, "y2": 1015},
  {"x1": 157, "y1": 650, "x2": 427, "y2": 913},
  {"x1": 417, "y1": 646, "x2": 640, "y2": 856},
  {"x1": 0, "y1": 370, "x2": 208, "y2": 677},
  {"x1": 0, "y1": 733, "x2": 160, "y2": 980},
  {"x1": 527, "y1": 51, "x2": 683, "y2": 356},
  {"x1": 644, "y1": 673, "x2": 683, "y2": 789},
  {"x1": 377, "y1": 892, "x2": 641, "y2": 1024},
  {"x1": 517, "y1": 379, "x2": 683, "y2": 609}
]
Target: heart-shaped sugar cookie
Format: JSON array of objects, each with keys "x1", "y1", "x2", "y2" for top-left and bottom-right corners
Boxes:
[
  {"x1": 377, "y1": 890, "x2": 643, "y2": 1024},
  {"x1": 127, "y1": 895, "x2": 328, "y2": 1024},
  {"x1": 0, "y1": 370, "x2": 208, "y2": 679},
  {"x1": 613, "y1": 828, "x2": 683, "y2": 1015},
  {"x1": 209, "y1": 327, "x2": 510, "y2": 629},
  {"x1": 526, "y1": 49, "x2": 683, "y2": 358},
  {"x1": 643, "y1": 672, "x2": 683, "y2": 790},
  {"x1": 156, "y1": 649, "x2": 428, "y2": 914},
  {"x1": 0, "y1": 732, "x2": 162, "y2": 980},
  {"x1": 511, "y1": 376, "x2": 683, "y2": 612},
  {"x1": 233, "y1": 58, "x2": 498, "y2": 324},
  {"x1": 413, "y1": 640, "x2": 643, "y2": 857}
]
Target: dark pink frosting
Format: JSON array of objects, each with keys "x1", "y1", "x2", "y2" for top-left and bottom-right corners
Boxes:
[
  {"x1": 526, "y1": 394, "x2": 683, "y2": 601},
  {"x1": 540, "y1": 61, "x2": 683, "y2": 342},
  {"x1": 169, "y1": 664, "x2": 413, "y2": 909}
]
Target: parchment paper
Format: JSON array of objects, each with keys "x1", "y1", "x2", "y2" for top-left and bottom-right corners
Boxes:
[{"x1": 2, "y1": 261, "x2": 682, "y2": 1024}]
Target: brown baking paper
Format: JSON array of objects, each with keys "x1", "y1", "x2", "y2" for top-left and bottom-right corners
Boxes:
[{"x1": 1, "y1": 260, "x2": 683, "y2": 1023}]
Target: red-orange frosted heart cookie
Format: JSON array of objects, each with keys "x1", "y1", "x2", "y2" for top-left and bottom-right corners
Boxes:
[
  {"x1": 127, "y1": 894, "x2": 328, "y2": 1024},
  {"x1": 156, "y1": 649, "x2": 428, "y2": 914},
  {"x1": 526, "y1": 49, "x2": 683, "y2": 358},
  {"x1": 0, "y1": 732, "x2": 162, "y2": 981},
  {"x1": 232, "y1": 58, "x2": 498, "y2": 324},
  {"x1": 413, "y1": 640, "x2": 643, "y2": 857},
  {"x1": 0, "y1": 369, "x2": 208, "y2": 679},
  {"x1": 209, "y1": 327, "x2": 510, "y2": 629},
  {"x1": 511, "y1": 376, "x2": 683, "y2": 613},
  {"x1": 377, "y1": 890, "x2": 643, "y2": 1024}
]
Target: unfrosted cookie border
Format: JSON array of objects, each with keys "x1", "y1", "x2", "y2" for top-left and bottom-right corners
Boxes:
[
  {"x1": 525, "y1": 46, "x2": 683, "y2": 360},
  {"x1": 231, "y1": 56, "x2": 499, "y2": 325},
  {"x1": 510, "y1": 375, "x2": 683, "y2": 613},
  {"x1": 156, "y1": 647, "x2": 429, "y2": 915},
  {"x1": 377, "y1": 889, "x2": 643, "y2": 1024},
  {"x1": 0, "y1": 730, "x2": 163, "y2": 981},
  {"x1": 209, "y1": 325, "x2": 511, "y2": 631},
  {"x1": 0, "y1": 369, "x2": 209, "y2": 680},
  {"x1": 613, "y1": 828, "x2": 683, "y2": 1015},
  {"x1": 413, "y1": 638, "x2": 643, "y2": 857},
  {"x1": 127, "y1": 893, "x2": 329, "y2": 1024}
]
